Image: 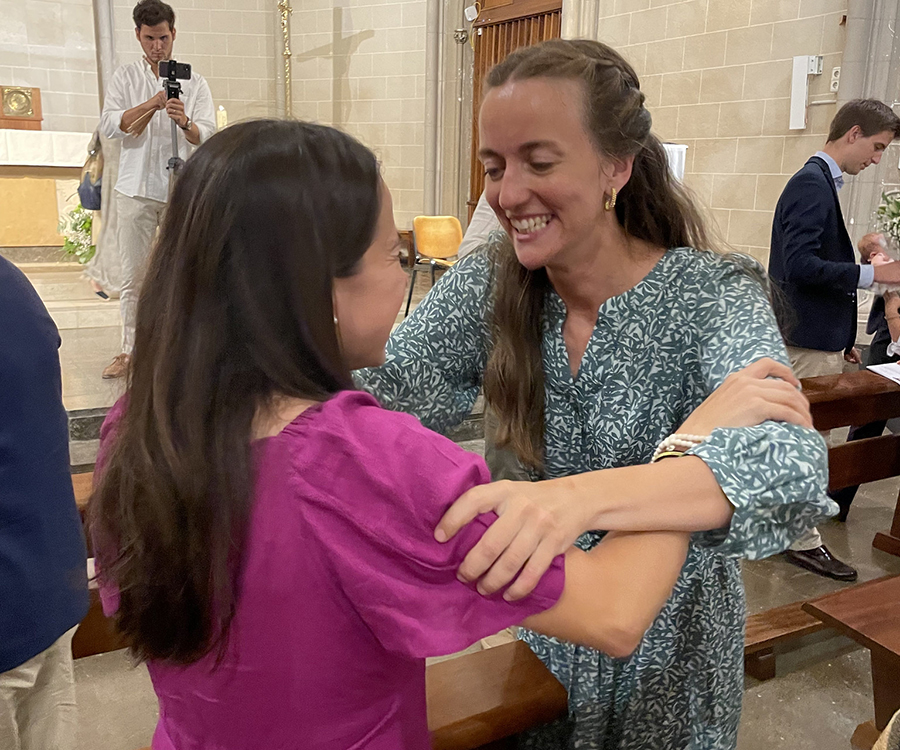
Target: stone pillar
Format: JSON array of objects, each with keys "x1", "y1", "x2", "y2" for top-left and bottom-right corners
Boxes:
[{"x1": 92, "y1": 0, "x2": 117, "y2": 106}]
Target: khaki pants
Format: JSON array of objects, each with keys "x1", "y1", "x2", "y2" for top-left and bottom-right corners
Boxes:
[
  {"x1": 0, "y1": 626, "x2": 78, "y2": 750},
  {"x1": 786, "y1": 346, "x2": 845, "y2": 551},
  {"x1": 116, "y1": 192, "x2": 166, "y2": 354}
]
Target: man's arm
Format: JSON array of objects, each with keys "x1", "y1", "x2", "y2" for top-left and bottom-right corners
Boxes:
[
  {"x1": 100, "y1": 67, "x2": 165, "y2": 139},
  {"x1": 189, "y1": 77, "x2": 217, "y2": 145},
  {"x1": 122, "y1": 91, "x2": 166, "y2": 135},
  {"x1": 164, "y1": 76, "x2": 216, "y2": 147},
  {"x1": 164, "y1": 98, "x2": 200, "y2": 146},
  {"x1": 778, "y1": 174, "x2": 864, "y2": 293}
]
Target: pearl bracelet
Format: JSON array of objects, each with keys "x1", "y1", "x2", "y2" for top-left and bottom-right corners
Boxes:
[{"x1": 651, "y1": 433, "x2": 710, "y2": 463}]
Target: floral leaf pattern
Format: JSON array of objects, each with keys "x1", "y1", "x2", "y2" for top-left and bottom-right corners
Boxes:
[{"x1": 356, "y1": 245, "x2": 833, "y2": 750}]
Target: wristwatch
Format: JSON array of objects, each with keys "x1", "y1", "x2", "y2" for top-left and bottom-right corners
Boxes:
[{"x1": 179, "y1": 117, "x2": 192, "y2": 131}]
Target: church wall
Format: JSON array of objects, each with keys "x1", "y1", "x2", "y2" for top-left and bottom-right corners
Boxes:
[
  {"x1": 0, "y1": 0, "x2": 100, "y2": 133},
  {"x1": 290, "y1": 0, "x2": 427, "y2": 228},
  {"x1": 584, "y1": 0, "x2": 848, "y2": 265}
]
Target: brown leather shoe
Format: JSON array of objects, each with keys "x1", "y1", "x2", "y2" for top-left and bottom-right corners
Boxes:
[{"x1": 102, "y1": 353, "x2": 131, "y2": 379}]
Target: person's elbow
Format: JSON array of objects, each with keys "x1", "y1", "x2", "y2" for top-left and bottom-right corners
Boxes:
[
  {"x1": 591, "y1": 618, "x2": 647, "y2": 659},
  {"x1": 99, "y1": 112, "x2": 126, "y2": 139}
]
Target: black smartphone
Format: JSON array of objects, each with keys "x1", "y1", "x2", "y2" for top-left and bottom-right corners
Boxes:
[{"x1": 158, "y1": 60, "x2": 191, "y2": 81}]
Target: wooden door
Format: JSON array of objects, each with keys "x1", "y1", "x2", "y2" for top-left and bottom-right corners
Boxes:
[{"x1": 468, "y1": 0, "x2": 562, "y2": 218}]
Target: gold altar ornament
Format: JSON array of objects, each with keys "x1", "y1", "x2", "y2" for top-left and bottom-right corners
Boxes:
[{"x1": 2, "y1": 86, "x2": 34, "y2": 118}]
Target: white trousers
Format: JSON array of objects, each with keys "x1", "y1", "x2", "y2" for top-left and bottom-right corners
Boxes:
[
  {"x1": 115, "y1": 192, "x2": 166, "y2": 354},
  {"x1": 786, "y1": 346, "x2": 845, "y2": 551},
  {"x1": 0, "y1": 626, "x2": 78, "y2": 750}
]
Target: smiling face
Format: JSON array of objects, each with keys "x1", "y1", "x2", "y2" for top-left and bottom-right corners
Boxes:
[
  {"x1": 478, "y1": 77, "x2": 629, "y2": 271},
  {"x1": 136, "y1": 21, "x2": 175, "y2": 65},
  {"x1": 840, "y1": 126, "x2": 894, "y2": 175}
]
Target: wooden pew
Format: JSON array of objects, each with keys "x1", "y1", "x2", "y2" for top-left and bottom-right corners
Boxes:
[
  {"x1": 744, "y1": 601, "x2": 827, "y2": 680},
  {"x1": 803, "y1": 369, "x2": 900, "y2": 556},
  {"x1": 804, "y1": 575, "x2": 900, "y2": 749},
  {"x1": 427, "y1": 641, "x2": 567, "y2": 750},
  {"x1": 744, "y1": 370, "x2": 900, "y2": 681}
]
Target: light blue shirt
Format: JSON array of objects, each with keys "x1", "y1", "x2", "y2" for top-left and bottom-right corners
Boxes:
[{"x1": 814, "y1": 151, "x2": 873, "y2": 288}]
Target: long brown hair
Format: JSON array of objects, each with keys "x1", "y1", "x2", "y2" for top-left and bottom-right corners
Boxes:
[
  {"x1": 482, "y1": 39, "x2": 717, "y2": 470},
  {"x1": 90, "y1": 120, "x2": 382, "y2": 663}
]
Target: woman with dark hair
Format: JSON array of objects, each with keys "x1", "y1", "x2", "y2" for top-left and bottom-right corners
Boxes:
[
  {"x1": 88, "y1": 118, "x2": 775, "y2": 749},
  {"x1": 356, "y1": 40, "x2": 833, "y2": 749}
]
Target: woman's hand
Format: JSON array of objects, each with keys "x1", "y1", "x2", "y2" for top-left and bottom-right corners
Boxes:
[
  {"x1": 435, "y1": 476, "x2": 587, "y2": 601},
  {"x1": 678, "y1": 357, "x2": 812, "y2": 436},
  {"x1": 436, "y1": 357, "x2": 810, "y2": 602}
]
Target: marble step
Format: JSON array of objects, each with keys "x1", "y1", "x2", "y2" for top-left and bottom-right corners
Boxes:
[
  {"x1": 46, "y1": 299, "x2": 120, "y2": 331},
  {"x1": 0, "y1": 246, "x2": 68, "y2": 264}
]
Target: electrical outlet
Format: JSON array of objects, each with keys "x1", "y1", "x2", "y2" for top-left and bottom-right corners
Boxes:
[{"x1": 830, "y1": 67, "x2": 841, "y2": 92}]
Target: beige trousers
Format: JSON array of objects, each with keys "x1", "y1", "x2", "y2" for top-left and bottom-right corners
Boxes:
[
  {"x1": 786, "y1": 346, "x2": 845, "y2": 551},
  {"x1": 0, "y1": 626, "x2": 78, "y2": 750},
  {"x1": 115, "y1": 192, "x2": 166, "y2": 354}
]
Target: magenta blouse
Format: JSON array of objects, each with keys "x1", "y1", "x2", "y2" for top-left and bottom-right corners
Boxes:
[{"x1": 98, "y1": 390, "x2": 564, "y2": 749}]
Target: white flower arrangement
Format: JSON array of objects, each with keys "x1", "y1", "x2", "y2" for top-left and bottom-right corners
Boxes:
[
  {"x1": 874, "y1": 191, "x2": 900, "y2": 253},
  {"x1": 58, "y1": 204, "x2": 96, "y2": 264}
]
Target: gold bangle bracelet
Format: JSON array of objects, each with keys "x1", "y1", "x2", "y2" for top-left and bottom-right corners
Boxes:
[{"x1": 651, "y1": 450, "x2": 687, "y2": 463}]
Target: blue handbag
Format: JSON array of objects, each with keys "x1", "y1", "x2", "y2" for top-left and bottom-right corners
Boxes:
[
  {"x1": 78, "y1": 131, "x2": 103, "y2": 210},
  {"x1": 77, "y1": 172, "x2": 102, "y2": 211}
]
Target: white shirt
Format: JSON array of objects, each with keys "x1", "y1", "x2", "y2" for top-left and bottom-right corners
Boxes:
[
  {"x1": 458, "y1": 191, "x2": 503, "y2": 258},
  {"x1": 100, "y1": 59, "x2": 215, "y2": 203},
  {"x1": 814, "y1": 150, "x2": 845, "y2": 191}
]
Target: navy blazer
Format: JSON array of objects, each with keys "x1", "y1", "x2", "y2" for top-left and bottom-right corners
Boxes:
[
  {"x1": 768, "y1": 156, "x2": 859, "y2": 352},
  {"x1": 0, "y1": 257, "x2": 88, "y2": 672}
]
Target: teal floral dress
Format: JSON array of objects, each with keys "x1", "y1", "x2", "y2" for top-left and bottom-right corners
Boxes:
[{"x1": 356, "y1": 244, "x2": 833, "y2": 750}]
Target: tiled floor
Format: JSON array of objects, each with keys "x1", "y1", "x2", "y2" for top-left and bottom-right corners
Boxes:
[{"x1": 21, "y1": 261, "x2": 900, "y2": 750}]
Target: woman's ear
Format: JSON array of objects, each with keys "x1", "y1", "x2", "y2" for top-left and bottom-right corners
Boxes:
[{"x1": 606, "y1": 154, "x2": 635, "y2": 193}]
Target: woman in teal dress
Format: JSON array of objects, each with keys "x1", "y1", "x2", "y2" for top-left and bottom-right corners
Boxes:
[{"x1": 357, "y1": 40, "x2": 833, "y2": 749}]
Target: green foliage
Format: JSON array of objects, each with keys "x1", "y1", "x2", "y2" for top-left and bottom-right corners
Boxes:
[
  {"x1": 58, "y1": 204, "x2": 96, "y2": 264},
  {"x1": 875, "y1": 191, "x2": 900, "y2": 250}
]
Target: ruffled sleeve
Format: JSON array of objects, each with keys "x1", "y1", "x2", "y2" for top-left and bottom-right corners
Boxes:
[
  {"x1": 686, "y1": 254, "x2": 836, "y2": 558},
  {"x1": 687, "y1": 424, "x2": 833, "y2": 558}
]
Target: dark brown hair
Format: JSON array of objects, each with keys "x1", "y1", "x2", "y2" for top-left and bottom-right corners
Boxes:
[
  {"x1": 827, "y1": 99, "x2": 900, "y2": 142},
  {"x1": 133, "y1": 0, "x2": 175, "y2": 30},
  {"x1": 90, "y1": 120, "x2": 381, "y2": 663},
  {"x1": 482, "y1": 39, "x2": 717, "y2": 470}
]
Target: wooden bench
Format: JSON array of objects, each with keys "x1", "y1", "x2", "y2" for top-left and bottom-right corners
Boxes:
[
  {"x1": 804, "y1": 575, "x2": 900, "y2": 750},
  {"x1": 743, "y1": 601, "x2": 828, "y2": 680},
  {"x1": 742, "y1": 370, "x2": 900, "y2": 680},
  {"x1": 427, "y1": 641, "x2": 567, "y2": 749},
  {"x1": 803, "y1": 369, "x2": 900, "y2": 557}
]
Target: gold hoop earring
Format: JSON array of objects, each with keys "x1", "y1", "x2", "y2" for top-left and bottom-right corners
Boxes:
[{"x1": 604, "y1": 187, "x2": 617, "y2": 212}]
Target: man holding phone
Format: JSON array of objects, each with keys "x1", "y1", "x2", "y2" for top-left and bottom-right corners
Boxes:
[{"x1": 99, "y1": 0, "x2": 215, "y2": 379}]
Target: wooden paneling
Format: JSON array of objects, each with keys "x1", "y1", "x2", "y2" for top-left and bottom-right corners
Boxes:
[
  {"x1": 468, "y1": 4, "x2": 562, "y2": 218},
  {"x1": 476, "y1": 0, "x2": 562, "y2": 26}
]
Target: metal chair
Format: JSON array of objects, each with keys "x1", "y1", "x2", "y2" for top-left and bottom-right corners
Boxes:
[{"x1": 404, "y1": 215, "x2": 463, "y2": 317}]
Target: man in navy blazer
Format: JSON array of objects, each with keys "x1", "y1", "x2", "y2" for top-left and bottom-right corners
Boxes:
[{"x1": 770, "y1": 99, "x2": 900, "y2": 581}]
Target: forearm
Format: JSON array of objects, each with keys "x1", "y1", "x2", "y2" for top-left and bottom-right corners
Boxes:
[
  {"x1": 120, "y1": 100, "x2": 158, "y2": 133},
  {"x1": 183, "y1": 122, "x2": 201, "y2": 146},
  {"x1": 524, "y1": 530, "x2": 689, "y2": 657},
  {"x1": 555, "y1": 456, "x2": 733, "y2": 533}
]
